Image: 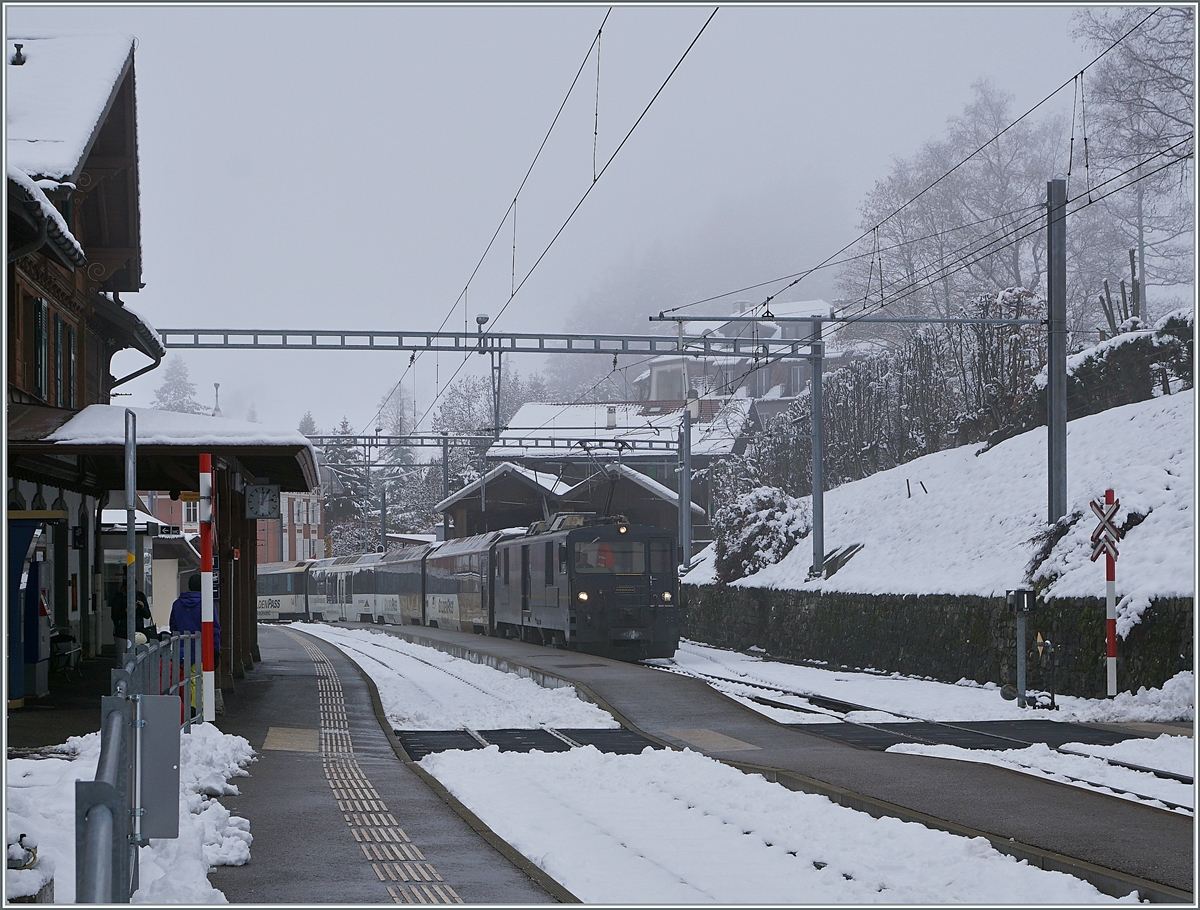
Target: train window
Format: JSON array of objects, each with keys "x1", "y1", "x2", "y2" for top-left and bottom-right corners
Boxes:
[
  {"x1": 544, "y1": 542, "x2": 554, "y2": 586},
  {"x1": 503, "y1": 548, "x2": 510, "y2": 586},
  {"x1": 574, "y1": 540, "x2": 646, "y2": 575},
  {"x1": 650, "y1": 538, "x2": 673, "y2": 575},
  {"x1": 558, "y1": 542, "x2": 568, "y2": 573}
]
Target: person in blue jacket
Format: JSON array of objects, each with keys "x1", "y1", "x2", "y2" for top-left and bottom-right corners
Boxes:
[{"x1": 170, "y1": 574, "x2": 220, "y2": 668}]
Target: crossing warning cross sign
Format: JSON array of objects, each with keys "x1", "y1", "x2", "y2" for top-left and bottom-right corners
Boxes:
[{"x1": 1089, "y1": 496, "x2": 1123, "y2": 563}]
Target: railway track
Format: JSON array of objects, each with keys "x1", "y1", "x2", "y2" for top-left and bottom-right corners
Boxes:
[
  {"x1": 311, "y1": 630, "x2": 661, "y2": 761},
  {"x1": 655, "y1": 656, "x2": 1194, "y2": 813}
]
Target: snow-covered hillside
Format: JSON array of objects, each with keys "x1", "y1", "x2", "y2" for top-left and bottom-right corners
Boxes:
[{"x1": 684, "y1": 390, "x2": 1194, "y2": 634}]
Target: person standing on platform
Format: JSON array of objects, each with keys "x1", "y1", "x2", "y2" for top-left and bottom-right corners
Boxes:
[{"x1": 170, "y1": 574, "x2": 220, "y2": 668}]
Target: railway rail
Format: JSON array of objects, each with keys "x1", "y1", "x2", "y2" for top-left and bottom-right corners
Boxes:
[{"x1": 655, "y1": 658, "x2": 1194, "y2": 813}]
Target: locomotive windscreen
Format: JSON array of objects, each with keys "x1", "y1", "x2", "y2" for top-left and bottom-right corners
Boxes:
[{"x1": 573, "y1": 540, "x2": 646, "y2": 574}]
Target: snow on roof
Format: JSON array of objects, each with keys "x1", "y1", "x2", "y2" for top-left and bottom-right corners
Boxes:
[
  {"x1": 6, "y1": 33, "x2": 135, "y2": 181},
  {"x1": 696, "y1": 390, "x2": 1194, "y2": 636},
  {"x1": 493, "y1": 399, "x2": 753, "y2": 459},
  {"x1": 91, "y1": 293, "x2": 164, "y2": 360},
  {"x1": 565, "y1": 464, "x2": 705, "y2": 516},
  {"x1": 434, "y1": 461, "x2": 573, "y2": 513},
  {"x1": 6, "y1": 163, "x2": 85, "y2": 262},
  {"x1": 113, "y1": 297, "x2": 163, "y2": 350},
  {"x1": 45, "y1": 405, "x2": 317, "y2": 454}
]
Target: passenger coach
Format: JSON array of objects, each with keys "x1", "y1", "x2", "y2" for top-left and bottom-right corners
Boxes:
[{"x1": 256, "y1": 513, "x2": 679, "y2": 660}]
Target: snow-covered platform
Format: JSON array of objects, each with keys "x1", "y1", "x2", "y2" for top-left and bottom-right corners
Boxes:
[
  {"x1": 336, "y1": 622, "x2": 1193, "y2": 902},
  {"x1": 206, "y1": 625, "x2": 560, "y2": 903}
]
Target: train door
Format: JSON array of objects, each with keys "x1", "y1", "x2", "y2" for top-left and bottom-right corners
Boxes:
[
  {"x1": 520, "y1": 545, "x2": 531, "y2": 620},
  {"x1": 336, "y1": 571, "x2": 351, "y2": 620}
]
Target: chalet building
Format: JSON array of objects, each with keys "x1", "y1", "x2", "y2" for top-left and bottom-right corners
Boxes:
[
  {"x1": 442, "y1": 302, "x2": 846, "y2": 550},
  {"x1": 631, "y1": 299, "x2": 840, "y2": 420},
  {"x1": 436, "y1": 461, "x2": 706, "y2": 543},
  {"x1": 6, "y1": 34, "x2": 319, "y2": 708}
]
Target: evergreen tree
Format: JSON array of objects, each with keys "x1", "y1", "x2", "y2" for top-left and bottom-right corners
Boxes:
[
  {"x1": 150, "y1": 356, "x2": 208, "y2": 415},
  {"x1": 298, "y1": 411, "x2": 319, "y2": 436}
]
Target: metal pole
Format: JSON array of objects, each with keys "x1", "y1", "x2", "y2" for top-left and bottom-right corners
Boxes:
[
  {"x1": 1105, "y1": 488, "x2": 1118, "y2": 697},
  {"x1": 380, "y1": 482, "x2": 386, "y2": 552},
  {"x1": 679, "y1": 409, "x2": 692, "y2": 567},
  {"x1": 1016, "y1": 611, "x2": 1028, "y2": 708},
  {"x1": 124, "y1": 410, "x2": 136, "y2": 663},
  {"x1": 491, "y1": 351, "x2": 502, "y2": 439},
  {"x1": 1047, "y1": 179, "x2": 1067, "y2": 523},
  {"x1": 810, "y1": 322, "x2": 825, "y2": 577},
  {"x1": 199, "y1": 454, "x2": 215, "y2": 722},
  {"x1": 441, "y1": 432, "x2": 450, "y2": 540}
]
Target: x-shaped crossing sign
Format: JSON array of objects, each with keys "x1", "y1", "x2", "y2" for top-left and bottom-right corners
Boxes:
[{"x1": 1089, "y1": 497, "x2": 1123, "y2": 563}]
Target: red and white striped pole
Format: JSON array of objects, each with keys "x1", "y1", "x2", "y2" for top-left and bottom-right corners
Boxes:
[
  {"x1": 200, "y1": 454, "x2": 216, "y2": 721},
  {"x1": 1105, "y1": 488, "x2": 1117, "y2": 697}
]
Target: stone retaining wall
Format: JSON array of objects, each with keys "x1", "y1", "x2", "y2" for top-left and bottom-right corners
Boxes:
[{"x1": 682, "y1": 584, "x2": 1193, "y2": 698}]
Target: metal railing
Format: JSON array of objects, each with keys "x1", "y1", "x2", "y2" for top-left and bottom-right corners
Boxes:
[{"x1": 76, "y1": 633, "x2": 202, "y2": 903}]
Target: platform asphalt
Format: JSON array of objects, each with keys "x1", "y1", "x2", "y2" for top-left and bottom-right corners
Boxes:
[
  {"x1": 337, "y1": 622, "x2": 1194, "y2": 902},
  {"x1": 207, "y1": 625, "x2": 559, "y2": 904}
]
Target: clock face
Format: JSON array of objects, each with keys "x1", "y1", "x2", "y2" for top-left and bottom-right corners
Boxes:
[{"x1": 246, "y1": 484, "x2": 281, "y2": 519}]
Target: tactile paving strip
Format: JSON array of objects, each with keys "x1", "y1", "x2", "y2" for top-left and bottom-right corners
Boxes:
[{"x1": 285, "y1": 630, "x2": 462, "y2": 904}]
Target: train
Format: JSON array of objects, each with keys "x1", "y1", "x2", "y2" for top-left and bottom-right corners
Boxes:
[{"x1": 256, "y1": 513, "x2": 680, "y2": 660}]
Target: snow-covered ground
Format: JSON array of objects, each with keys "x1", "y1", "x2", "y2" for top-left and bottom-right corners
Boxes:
[
  {"x1": 16, "y1": 626, "x2": 1182, "y2": 903},
  {"x1": 661, "y1": 640, "x2": 1194, "y2": 814},
  {"x1": 6, "y1": 723, "x2": 255, "y2": 904},
  {"x1": 683, "y1": 390, "x2": 1194, "y2": 639},
  {"x1": 295, "y1": 625, "x2": 1191, "y2": 902},
  {"x1": 291, "y1": 623, "x2": 617, "y2": 730},
  {"x1": 663, "y1": 640, "x2": 1195, "y2": 726}
]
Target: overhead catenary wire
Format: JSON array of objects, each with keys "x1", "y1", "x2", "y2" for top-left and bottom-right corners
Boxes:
[
  {"x1": 377, "y1": 6, "x2": 1168, "y2": 446},
  {"x1": 359, "y1": 8, "x2": 614, "y2": 435},
  {"x1": 709, "y1": 142, "x2": 1192, "y2": 398},
  {"x1": 408, "y1": 7, "x2": 720, "y2": 435},
  {"x1": 513, "y1": 136, "x2": 1191, "y2": 434},
  {"x1": 660, "y1": 6, "x2": 1163, "y2": 320}
]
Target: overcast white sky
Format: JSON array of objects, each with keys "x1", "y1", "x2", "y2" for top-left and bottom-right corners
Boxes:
[{"x1": 6, "y1": 4, "x2": 1095, "y2": 437}]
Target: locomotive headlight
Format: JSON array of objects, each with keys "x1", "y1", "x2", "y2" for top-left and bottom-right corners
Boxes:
[
  {"x1": 618, "y1": 525, "x2": 627, "y2": 534},
  {"x1": 577, "y1": 591, "x2": 589, "y2": 602},
  {"x1": 661, "y1": 591, "x2": 672, "y2": 602}
]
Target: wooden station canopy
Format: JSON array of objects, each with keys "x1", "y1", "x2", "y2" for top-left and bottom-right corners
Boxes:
[{"x1": 7, "y1": 404, "x2": 319, "y2": 495}]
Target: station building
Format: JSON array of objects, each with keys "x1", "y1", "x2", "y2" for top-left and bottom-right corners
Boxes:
[{"x1": 6, "y1": 33, "x2": 319, "y2": 709}]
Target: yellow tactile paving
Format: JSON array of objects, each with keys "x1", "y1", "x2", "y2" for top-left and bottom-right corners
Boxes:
[{"x1": 283, "y1": 630, "x2": 462, "y2": 904}]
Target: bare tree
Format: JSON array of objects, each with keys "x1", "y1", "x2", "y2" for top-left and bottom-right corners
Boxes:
[{"x1": 1072, "y1": 7, "x2": 1195, "y2": 321}]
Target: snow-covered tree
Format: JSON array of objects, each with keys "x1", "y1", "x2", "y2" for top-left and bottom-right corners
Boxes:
[{"x1": 150, "y1": 356, "x2": 208, "y2": 415}]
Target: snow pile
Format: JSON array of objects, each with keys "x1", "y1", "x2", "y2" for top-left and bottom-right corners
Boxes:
[
  {"x1": 5, "y1": 723, "x2": 255, "y2": 903},
  {"x1": 1062, "y1": 670, "x2": 1195, "y2": 724},
  {"x1": 1063, "y1": 732, "x2": 1195, "y2": 774},
  {"x1": 887, "y1": 739, "x2": 1193, "y2": 813},
  {"x1": 5, "y1": 824, "x2": 52, "y2": 901},
  {"x1": 292, "y1": 624, "x2": 618, "y2": 730},
  {"x1": 684, "y1": 391, "x2": 1193, "y2": 635},
  {"x1": 420, "y1": 745, "x2": 1136, "y2": 903}
]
